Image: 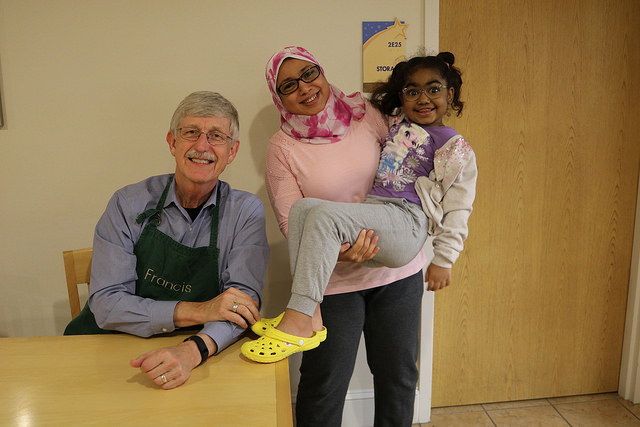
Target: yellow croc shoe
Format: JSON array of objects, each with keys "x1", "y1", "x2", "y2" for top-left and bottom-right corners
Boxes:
[
  {"x1": 241, "y1": 326, "x2": 328, "y2": 363},
  {"x1": 250, "y1": 312, "x2": 285, "y2": 336}
]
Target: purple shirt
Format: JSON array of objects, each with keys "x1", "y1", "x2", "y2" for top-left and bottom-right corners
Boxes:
[{"x1": 370, "y1": 119, "x2": 457, "y2": 204}]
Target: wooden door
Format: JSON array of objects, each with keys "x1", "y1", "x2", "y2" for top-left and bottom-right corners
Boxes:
[{"x1": 432, "y1": 0, "x2": 640, "y2": 406}]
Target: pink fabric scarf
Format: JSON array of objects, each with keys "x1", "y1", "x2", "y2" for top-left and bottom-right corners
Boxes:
[{"x1": 265, "y1": 46, "x2": 367, "y2": 144}]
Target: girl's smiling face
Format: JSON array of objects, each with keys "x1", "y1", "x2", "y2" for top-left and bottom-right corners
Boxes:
[{"x1": 401, "y1": 67, "x2": 454, "y2": 127}]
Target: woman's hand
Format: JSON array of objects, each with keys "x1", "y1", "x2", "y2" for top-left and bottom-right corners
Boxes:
[
  {"x1": 425, "y1": 263, "x2": 452, "y2": 291},
  {"x1": 337, "y1": 229, "x2": 380, "y2": 263}
]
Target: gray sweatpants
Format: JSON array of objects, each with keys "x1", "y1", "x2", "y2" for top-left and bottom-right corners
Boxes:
[{"x1": 287, "y1": 195, "x2": 429, "y2": 316}]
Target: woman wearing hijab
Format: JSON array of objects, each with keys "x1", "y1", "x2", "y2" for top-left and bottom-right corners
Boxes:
[{"x1": 262, "y1": 46, "x2": 427, "y2": 427}]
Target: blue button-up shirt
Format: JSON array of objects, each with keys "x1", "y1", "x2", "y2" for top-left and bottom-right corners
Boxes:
[{"x1": 88, "y1": 174, "x2": 269, "y2": 353}]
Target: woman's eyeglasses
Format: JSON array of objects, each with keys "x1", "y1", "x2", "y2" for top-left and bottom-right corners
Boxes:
[{"x1": 277, "y1": 65, "x2": 322, "y2": 95}]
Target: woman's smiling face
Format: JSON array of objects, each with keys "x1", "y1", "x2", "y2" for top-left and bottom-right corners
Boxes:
[{"x1": 276, "y1": 58, "x2": 330, "y2": 116}]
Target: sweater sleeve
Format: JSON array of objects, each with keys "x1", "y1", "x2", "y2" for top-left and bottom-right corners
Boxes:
[
  {"x1": 415, "y1": 136, "x2": 478, "y2": 268},
  {"x1": 265, "y1": 135, "x2": 302, "y2": 237},
  {"x1": 431, "y1": 147, "x2": 477, "y2": 268}
]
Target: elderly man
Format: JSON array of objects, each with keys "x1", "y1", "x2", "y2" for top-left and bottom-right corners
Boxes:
[{"x1": 64, "y1": 91, "x2": 269, "y2": 389}]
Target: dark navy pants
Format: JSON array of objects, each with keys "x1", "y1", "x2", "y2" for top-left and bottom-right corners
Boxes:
[{"x1": 295, "y1": 271, "x2": 424, "y2": 427}]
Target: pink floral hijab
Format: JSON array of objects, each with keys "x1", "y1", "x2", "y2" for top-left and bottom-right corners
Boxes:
[{"x1": 266, "y1": 46, "x2": 367, "y2": 144}]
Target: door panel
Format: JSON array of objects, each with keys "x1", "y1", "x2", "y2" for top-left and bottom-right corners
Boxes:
[{"x1": 433, "y1": 0, "x2": 640, "y2": 406}]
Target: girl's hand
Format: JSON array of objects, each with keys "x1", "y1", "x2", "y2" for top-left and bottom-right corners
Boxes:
[
  {"x1": 337, "y1": 229, "x2": 380, "y2": 263},
  {"x1": 425, "y1": 263, "x2": 452, "y2": 291}
]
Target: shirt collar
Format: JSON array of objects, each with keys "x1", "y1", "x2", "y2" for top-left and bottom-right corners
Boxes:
[{"x1": 165, "y1": 177, "x2": 220, "y2": 210}]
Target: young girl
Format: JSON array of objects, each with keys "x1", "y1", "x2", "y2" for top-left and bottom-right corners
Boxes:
[{"x1": 242, "y1": 52, "x2": 477, "y2": 363}]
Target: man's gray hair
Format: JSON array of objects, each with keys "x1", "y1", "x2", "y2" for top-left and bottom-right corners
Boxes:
[{"x1": 170, "y1": 91, "x2": 239, "y2": 141}]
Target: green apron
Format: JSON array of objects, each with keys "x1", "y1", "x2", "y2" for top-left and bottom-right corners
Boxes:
[{"x1": 64, "y1": 177, "x2": 220, "y2": 335}]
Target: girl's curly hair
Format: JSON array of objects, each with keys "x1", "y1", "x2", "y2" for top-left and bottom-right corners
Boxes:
[{"x1": 370, "y1": 52, "x2": 464, "y2": 117}]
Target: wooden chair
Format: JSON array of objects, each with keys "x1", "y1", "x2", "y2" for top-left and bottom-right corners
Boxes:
[{"x1": 63, "y1": 248, "x2": 93, "y2": 319}]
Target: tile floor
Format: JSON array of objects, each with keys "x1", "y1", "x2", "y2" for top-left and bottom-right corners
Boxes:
[{"x1": 413, "y1": 393, "x2": 640, "y2": 426}]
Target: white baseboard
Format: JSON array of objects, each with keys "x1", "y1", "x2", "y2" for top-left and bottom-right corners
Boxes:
[{"x1": 341, "y1": 390, "x2": 376, "y2": 427}]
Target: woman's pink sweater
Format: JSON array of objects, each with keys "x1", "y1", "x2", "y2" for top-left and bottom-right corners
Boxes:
[{"x1": 265, "y1": 104, "x2": 427, "y2": 295}]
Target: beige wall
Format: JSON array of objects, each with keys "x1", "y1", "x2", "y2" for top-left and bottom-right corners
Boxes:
[{"x1": 0, "y1": 0, "x2": 426, "y2": 406}]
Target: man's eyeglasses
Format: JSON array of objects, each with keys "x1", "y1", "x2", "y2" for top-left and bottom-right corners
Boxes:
[
  {"x1": 401, "y1": 84, "x2": 447, "y2": 102},
  {"x1": 277, "y1": 65, "x2": 322, "y2": 95},
  {"x1": 176, "y1": 127, "x2": 233, "y2": 145}
]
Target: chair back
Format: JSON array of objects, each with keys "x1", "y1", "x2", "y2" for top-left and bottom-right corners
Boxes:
[{"x1": 63, "y1": 248, "x2": 93, "y2": 319}]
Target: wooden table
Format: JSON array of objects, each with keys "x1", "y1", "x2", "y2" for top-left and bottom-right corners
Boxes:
[{"x1": 0, "y1": 334, "x2": 292, "y2": 426}]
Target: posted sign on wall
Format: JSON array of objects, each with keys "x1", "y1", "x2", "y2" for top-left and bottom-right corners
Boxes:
[{"x1": 362, "y1": 18, "x2": 408, "y2": 92}]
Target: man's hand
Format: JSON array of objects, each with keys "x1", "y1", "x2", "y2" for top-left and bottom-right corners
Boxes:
[
  {"x1": 173, "y1": 287, "x2": 261, "y2": 329},
  {"x1": 337, "y1": 229, "x2": 380, "y2": 263},
  {"x1": 130, "y1": 334, "x2": 216, "y2": 390},
  {"x1": 425, "y1": 263, "x2": 452, "y2": 291}
]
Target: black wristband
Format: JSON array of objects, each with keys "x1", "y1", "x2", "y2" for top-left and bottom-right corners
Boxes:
[{"x1": 183, "y1": 335, "x2": 209, "y2": 366}]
